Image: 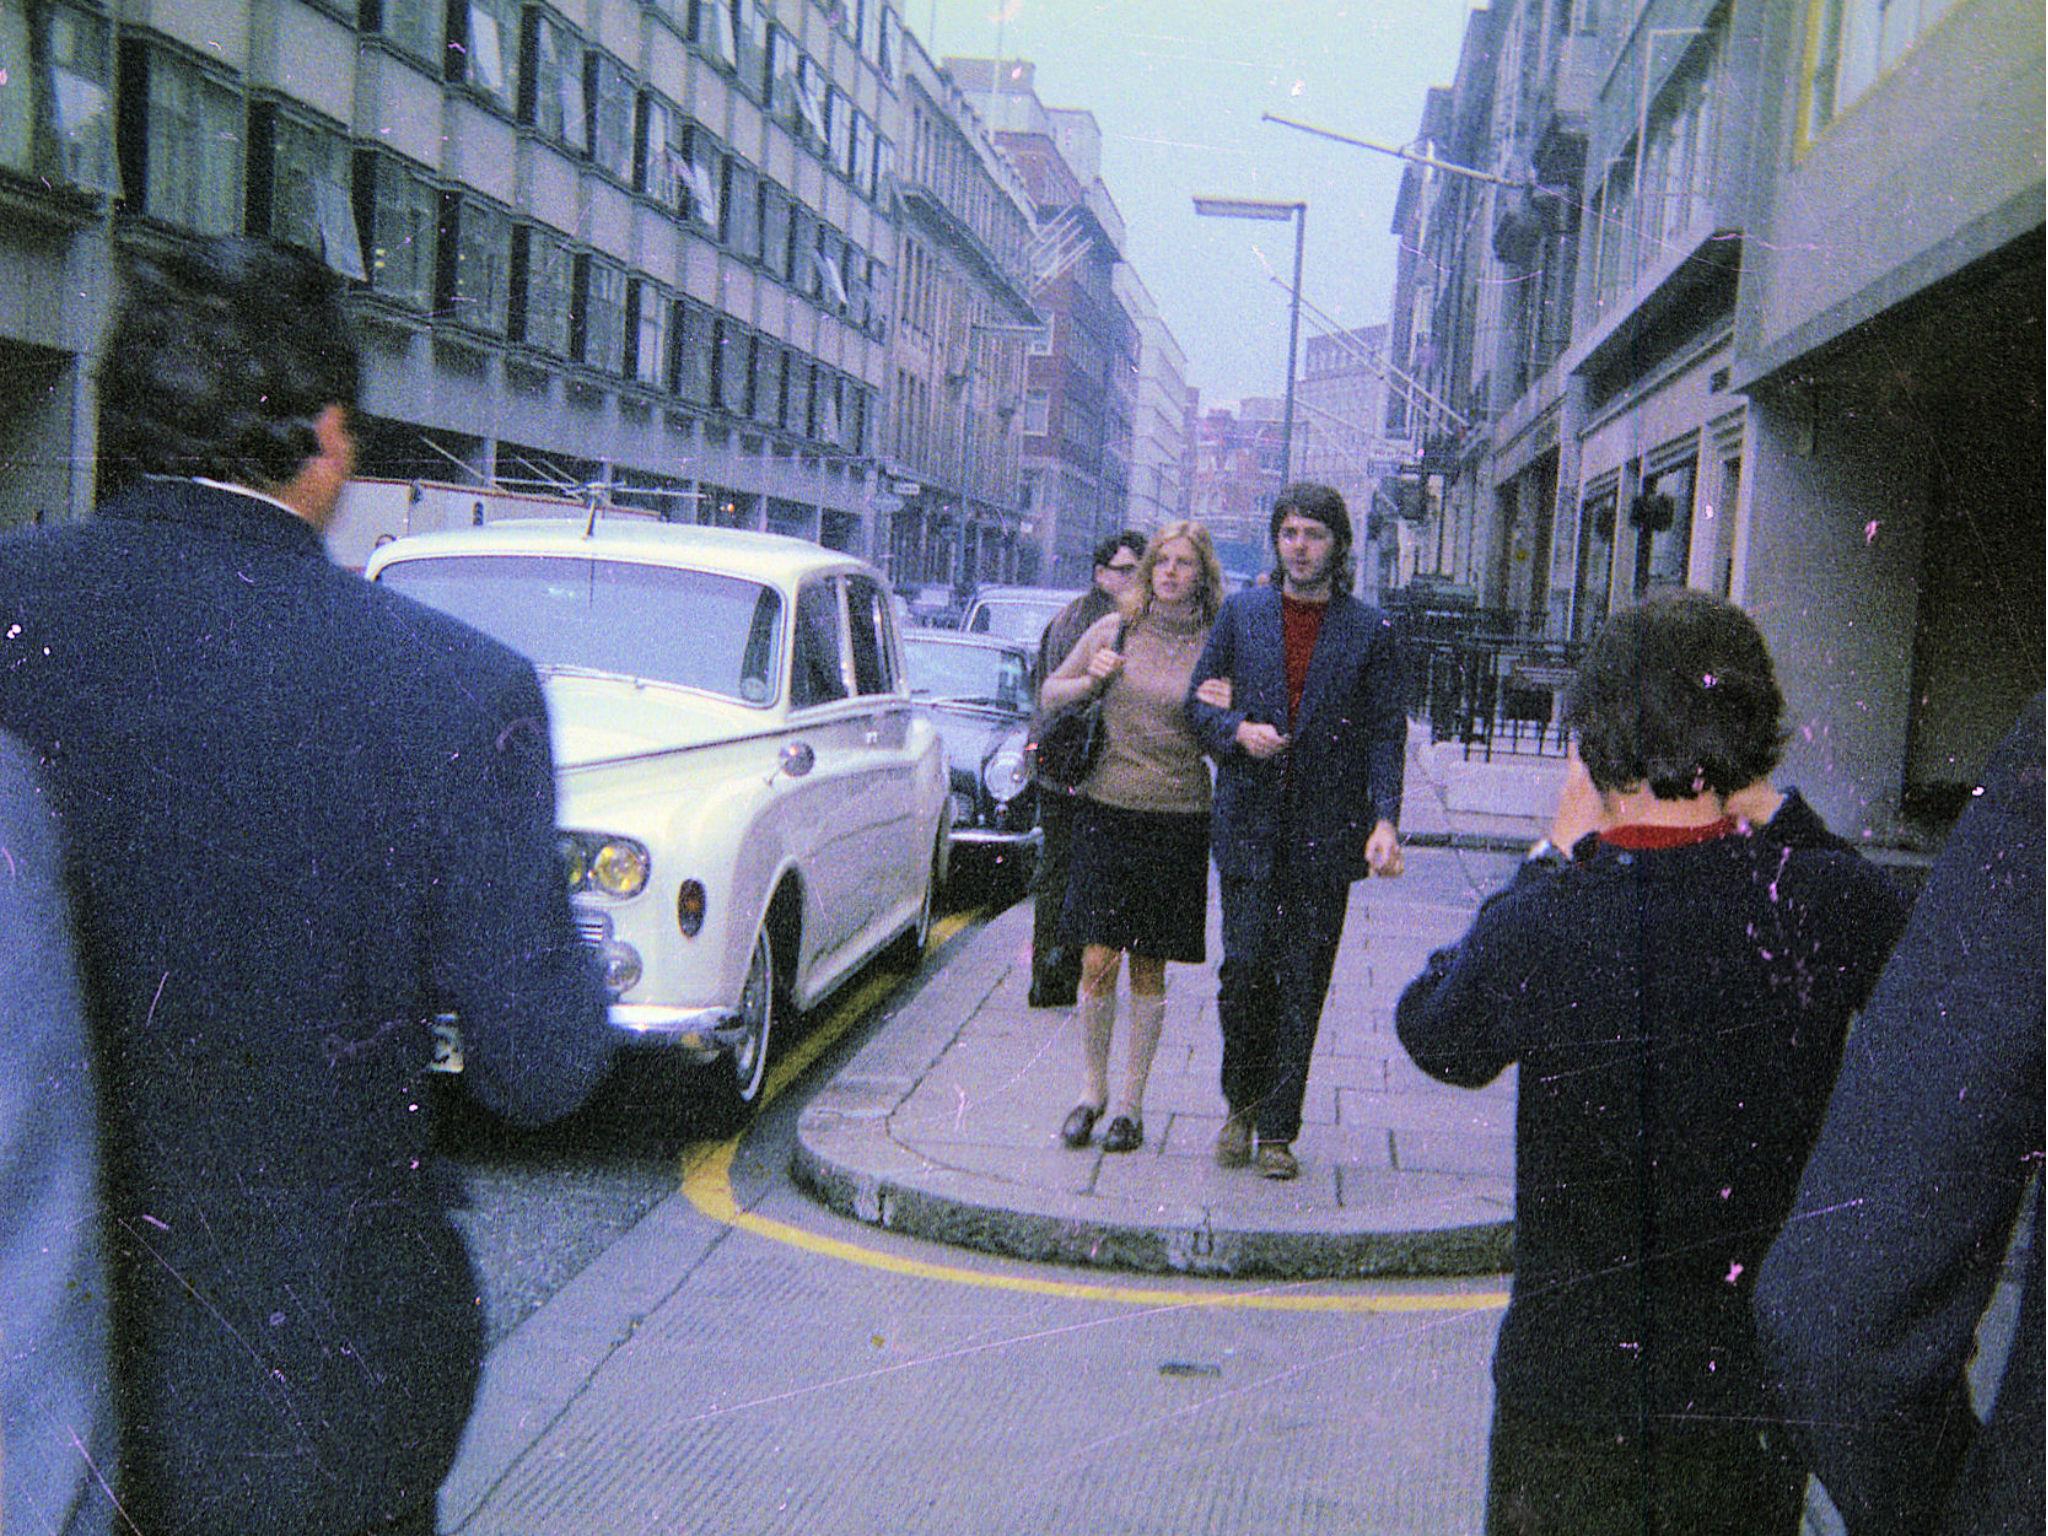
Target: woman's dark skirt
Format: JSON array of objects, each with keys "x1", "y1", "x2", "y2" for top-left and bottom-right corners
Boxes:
[{"x1": 1058, "y1": 797, "x2": 1210, "y2": 962}]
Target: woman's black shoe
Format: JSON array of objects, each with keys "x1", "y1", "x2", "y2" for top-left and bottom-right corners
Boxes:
[
  {"x1": 1101, "y1": 1115, "x2": 1144, "y2": 1153},
  {"x1": 1059, "y1": 1104, "x2": 1101, "y2": 1148}
]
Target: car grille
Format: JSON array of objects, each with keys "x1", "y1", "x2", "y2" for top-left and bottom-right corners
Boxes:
[{"x1": 573, "y1": 911, "x2": 612, "y2": 948}]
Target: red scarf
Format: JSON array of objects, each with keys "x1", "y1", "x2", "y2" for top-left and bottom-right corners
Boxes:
[{"x1": 1598, "y1": 817, "x2": 1740, "y2": 850}]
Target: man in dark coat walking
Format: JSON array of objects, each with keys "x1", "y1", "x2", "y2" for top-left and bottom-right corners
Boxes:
[
  {"x1": 0, "y1": 238, "x2": 614, "y2": 1535},
  {"x1": 1185, "y1": 484, "x2": 1406, "y2": 1179}
]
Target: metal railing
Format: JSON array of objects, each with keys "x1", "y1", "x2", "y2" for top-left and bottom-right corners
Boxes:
[{"x1": 1409, "y1": 631, "x2": 1586, "y2": 762}]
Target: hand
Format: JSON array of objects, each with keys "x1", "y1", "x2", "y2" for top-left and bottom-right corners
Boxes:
[
  {"x1": 1235, "y1": 721, "x2": 1289, "y2": 760},
  {"x1": 1724, "y1": 778, "x2": 1785, "y2": 831},
  {"x1": 1548, "y1": 742, "x2": 1606, "y2": 852},
  {"x1": 1085, "y1": 647, "x2": 1125, "y2": 686},
  {"x1": 1194, "y1": 676, "x2": 1234, "y2": 710},
  {"x1": 1365, "y1": 820, "x2": 1403, "y2": 877}
]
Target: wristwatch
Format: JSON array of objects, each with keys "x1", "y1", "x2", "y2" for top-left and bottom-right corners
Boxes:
[{"x1": 1525, "y1": 836, "x2": 1569, "y2": 868}]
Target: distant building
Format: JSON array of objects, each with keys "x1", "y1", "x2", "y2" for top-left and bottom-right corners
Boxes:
[
  {"x1": 947, "y1": 58, "x2": 1137, "y2": 585},
  {"x1": 1294, "y1": 324, "x2": 1412, "y2": 599},
  {"x1": 884, "y1": 32, "x2": 1040, "y2": 592},
  {"x1": 1114, "y1": 265, "x2": 1192, "y2": 532},
  {"x1": 1190, "y1": 399, "x2": 1284, "y2": 579}
]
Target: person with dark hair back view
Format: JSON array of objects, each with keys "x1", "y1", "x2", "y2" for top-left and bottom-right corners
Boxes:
[
  {"x1": 0, "y1": 237, "x2": 614, "y2": 1535},
  {"x1": 1396, "y1": 588, "x2": 1910, "y2": 1536},
  {"x1": 1026, "y1": 529, "x2": 1148, "y2": 1006}
]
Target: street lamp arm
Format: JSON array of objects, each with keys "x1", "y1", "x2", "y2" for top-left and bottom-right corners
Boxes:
[{"x1": 1261, "y1": 113, "x2": 1540, "y2": 192}]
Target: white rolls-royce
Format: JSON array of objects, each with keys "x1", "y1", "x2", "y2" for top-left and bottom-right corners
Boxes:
[{"x1": 365, "y1": 519, "x2": 950, "y2": 1126}]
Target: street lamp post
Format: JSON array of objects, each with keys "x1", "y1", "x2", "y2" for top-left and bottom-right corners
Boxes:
[{"x1": 1193, "y1": 194, "x2": 1307, "y2": 483}]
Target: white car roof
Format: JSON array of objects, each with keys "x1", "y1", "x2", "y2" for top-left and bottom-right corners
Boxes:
[{"x1": 365, "y1": 518, "x2": 875, "y2": 588}]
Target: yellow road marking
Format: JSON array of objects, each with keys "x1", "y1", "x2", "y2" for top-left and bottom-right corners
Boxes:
[{"x1": 679, "y1": 908, "x2": 1508, "y2": 1316}]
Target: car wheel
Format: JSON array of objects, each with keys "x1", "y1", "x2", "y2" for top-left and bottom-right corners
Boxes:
[{"x1": 701, "y1": 922, "x2": 775, "y2": 1133}]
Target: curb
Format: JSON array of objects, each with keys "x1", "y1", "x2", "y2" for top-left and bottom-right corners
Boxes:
[{"x1": 790, "y1": 904, "x2": 1515, "y2": 1281}]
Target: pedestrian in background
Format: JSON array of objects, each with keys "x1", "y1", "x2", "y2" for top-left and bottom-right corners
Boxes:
[
  {"x1": 1755, "y1": 694, "x2": 2043, "y2": 1536},
  {"x1": 1396, "y1": 589, "x2": 1909, "y2": 1536},
  {"x1": 1186, "y1": 483, "x2": 1406, "y2": 1181},
  {"x1": 0, "y1": 237, "x2": 615, "y2": 1535},
  {"x1": 1038, "y1": 521, "x2": 1225, "y2": 1153},
  {"x1": 0, "y1": 733, "x2": 117, "y2": 1536},
  {"x1": 1027, "y1": 529, "x2": 1148, "y2": 1007}
]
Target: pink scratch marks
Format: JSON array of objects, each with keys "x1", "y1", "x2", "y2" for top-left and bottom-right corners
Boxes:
[
  {"x1": 1724, "y1": 1262, "x2": 1744, "y2": 1285},
  {"x1": 1864, "y1": 520, "x2": 1881, "y2": 545}
]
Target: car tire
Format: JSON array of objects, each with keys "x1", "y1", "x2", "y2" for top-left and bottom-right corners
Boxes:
[
  {"x1": 700, "y1": 922, "x2": 776, "y2": 1134},
  {"x1": 891, "y1": 831, "x2": 944, "y2": 966}
]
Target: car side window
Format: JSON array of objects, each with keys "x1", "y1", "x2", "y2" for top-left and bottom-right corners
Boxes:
[
  {"x1": 998, "y1": 651, "x2": 1028, "y2": 712},
  {"x1": 790, "y1": 578, "x2": 848, "y2": 708},
  {"x1": 846, "y1": 576, "x2": 896, "y2": 696}
]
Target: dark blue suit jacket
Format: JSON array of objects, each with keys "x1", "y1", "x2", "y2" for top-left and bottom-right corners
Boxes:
[
  {"x1": 1185, "y1": 586, "x2": 1407, "y2": 884},
  {"x1": 1755, "y1": 696, "x2": 2044, "y2": 1535},
  {"x1": 0, "y1": 482, "x2": 612, "y2": 1533}
]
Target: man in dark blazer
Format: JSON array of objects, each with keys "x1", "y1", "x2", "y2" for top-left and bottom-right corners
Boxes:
[
  {"x1": 0, "y1": 239, "x2": 614, "y2": 1535},
  {"x1": 1186, "y1": 484, "x2": 1406, "y2": 1179},
  {"x1": 1755, "y1": 695, "x2": 2044, "y2": 1536}
]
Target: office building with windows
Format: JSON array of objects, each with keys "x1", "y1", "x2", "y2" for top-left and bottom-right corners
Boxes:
[{"x1": 1, "y1": 0, "x2": 906, "y2": 552}]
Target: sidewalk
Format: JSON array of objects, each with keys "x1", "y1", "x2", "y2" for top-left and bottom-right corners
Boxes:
[{"x1": 792, "y1": 727, "x2": 1555, "y2": 1279}]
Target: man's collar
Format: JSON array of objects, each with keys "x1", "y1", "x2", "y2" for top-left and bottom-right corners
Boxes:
[
  {"x1": 191, "y1": 476, "x2": 315, "y2": 526},
  {"x1": 100, "y1": 477, "x2": 329, "y2": 558}
]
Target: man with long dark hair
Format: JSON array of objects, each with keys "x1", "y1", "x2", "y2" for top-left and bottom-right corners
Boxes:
[
  {"x1": 1397, "y1": 589, "x2": 1909, "y2": 1535},
  {"x1": 0, "y1": 238, "x2": 613, "y2": 1535}
]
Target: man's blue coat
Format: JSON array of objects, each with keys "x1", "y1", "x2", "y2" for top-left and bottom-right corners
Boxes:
[
  {"x1": 1185, "y1": 585, "x2": 1407, "y2": 883},
  {"x1": 0, "y1": 481, "x2": 613, "y2": 1534}
]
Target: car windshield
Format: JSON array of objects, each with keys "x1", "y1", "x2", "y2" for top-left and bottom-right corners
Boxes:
[
  {"x1": 380, "y1": 555, "x2": 784, "y2": 704},
  {"x1": 967, "y1": 598, "x2": 1066, "y2": 641},
  {"x1": 902, "y1": 639, "x2": 1031, "y2": 713}
]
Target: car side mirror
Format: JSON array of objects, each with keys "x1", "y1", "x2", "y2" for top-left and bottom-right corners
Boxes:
[{"x1": 770, "y1": 740, "x2": 816, "y2": 785}]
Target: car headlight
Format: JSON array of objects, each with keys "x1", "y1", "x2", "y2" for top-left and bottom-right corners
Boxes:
[
  {"x1": 559, "y1": 831, "x2": 651, "y2": 898},
  {"x1": 982, "y1": 739, "x2": 1031, "y2": 804}
]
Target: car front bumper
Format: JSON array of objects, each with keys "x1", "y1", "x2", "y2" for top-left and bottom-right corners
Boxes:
[{"x1": 607, "y1": 1002, "x2": 749, "y2": 1062}]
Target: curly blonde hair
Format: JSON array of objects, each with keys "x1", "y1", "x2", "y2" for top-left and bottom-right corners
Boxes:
[{"x1": 1119, "y1": 520, "x2": 1226, "y2": 626}]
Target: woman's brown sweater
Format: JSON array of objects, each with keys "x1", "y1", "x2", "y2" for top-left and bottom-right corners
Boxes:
[{"x1": 1040, "y1": 600, "x2": 1211, "y2": 814}]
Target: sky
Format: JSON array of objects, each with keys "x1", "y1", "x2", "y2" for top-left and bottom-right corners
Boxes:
[{"x1": 916, "y1": 0, "x2": 1477, "y2": 409}]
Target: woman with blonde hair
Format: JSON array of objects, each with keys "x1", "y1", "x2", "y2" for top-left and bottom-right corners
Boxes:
[{"x1": 1038, "y1": 520, "x2": 1228, "y2": 1153}]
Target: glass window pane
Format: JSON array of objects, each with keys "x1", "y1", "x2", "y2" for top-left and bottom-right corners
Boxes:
[
  {"x1": 790, "y1": 579, "x2": 847, "y2": 706},
  {"x1": 366, "y1": 156, "x2": 438, "y2": 308}
]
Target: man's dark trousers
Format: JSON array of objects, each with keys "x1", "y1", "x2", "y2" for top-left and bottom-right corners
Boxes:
[
  {"x1": 1030, "y1": 790, "x2": 1081, "y2": 1005},
  {"x1": 1217, "y1": 851, "x2": 1351, "y2": 1144}
]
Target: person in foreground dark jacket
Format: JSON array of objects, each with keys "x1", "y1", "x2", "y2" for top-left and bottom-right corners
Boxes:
[
  {"x1": 1755, "y1": 695, "x2": 2044, "y2": 1536},
  {"x1": 0, "y1": 238, "x2": 614, "y2": 1536},
  {"x1": 1397, "y1": 589, "x2": 1909, "y2": 1536},
  {"x1": 0, "y1": 734, "x2": 117, "y2": 1535}
]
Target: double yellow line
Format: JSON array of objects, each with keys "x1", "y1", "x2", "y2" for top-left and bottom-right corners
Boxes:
[{"x1": 680, "y1": 911, "x2": 1508, "y2": 1315}]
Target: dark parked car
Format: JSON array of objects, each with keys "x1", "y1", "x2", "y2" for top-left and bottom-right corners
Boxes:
[{"x1": 901, "y1": 631, "x2": 1041, "y2": 887}]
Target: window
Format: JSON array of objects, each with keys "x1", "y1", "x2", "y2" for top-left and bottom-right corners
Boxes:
[
  {"x1": 689, "y1": 0, "x2": 735, "y2": 70},
  {"x1": 571, "y1": 253, "x2": 626, "y2": 372},
  {"x1": 1028, "y1": 317, "x2": 1054, "y2": 354},
  {"x1": 634, "y1": 92, "x2": 679, "y2": 204},
  {"x1": 751, "y1": 339, "x2": 782, "y2": 427},
  {"x1": 356, "y1": 151, "x2": 438, "y2": 309},
  {"x1": 520, "y1": 10, "x2": 587, "y2": 154},
  {"x1": 789, "y1": 205, "x2": 818, "y2": 296},
  {"x1": 1023, "y1": 390, "x2": 1049, "y2": 434},
  {"x1": 625, "y1": 277, "x2": 666, "y2": 387},
  {"x1": 448, "y1": 0, "x2": 517, "y2": 111},
  {"x1": 758, "y1": 181, "x2": 791, "y2": 279},
  {"x1": 794, "y1": 55, "x2": 827, "y2": 147},
  {"x1": 1632, "y1": 457, "x2": 1694, "y2": 594},
  {"x1": 365, "y1": 0, "x2": 441, "y2": 65},
  {"x1": 720, "y1": 157, "x2": 760, "y2": 258},
  {"x1": 870, "y1": 134, "x2": 893, "y2": 204},
  {"x1": 509, "y1": 222, "x2": 574, "y2": 353},
  {"x1": 678, "y1": 124, "x2": 722, "y2": 234},
  {"x1": 783, "y1": 353, "x2": 810, "y2": 433},
  {"x1": 847, "y1": 575, "x2": 895, "y2": 696},
  {"x1": 826, "y1": 86, "x2": 852, "y2": 175},
  {"x1": 855, "y1": 0, "x2": 877, "y2": 59},
  {"x1": 841, "y1": 382, "x2": 867, "y2": 454},
  {"x1": 1807, "y1": 0, "x2": 1960, "y2": 136},
  {"x1": 1573, "y1": 486, "x2": 1616, "y2": 640},
  {"x1": 118, "y1": 44, "x2": 237, "y2": 231},
  {"x1": 814, "y1": 227, "x2": 849, "y2": 312},
  {"x1": 814, "y1": 369, "x2": 841, "y2": 443},
  {"x1": 847, "y1": 110, "x2": 870, "y2": 188},
  {"x1": 21, "y1": 0, "x2": 116, "y2": 192},
  {"x1": 790, "y1": 579, "x2": 847, "y2": 707},
  {"x1": 735, "y1": 0, "x2": 768, "y2": 96},
  {"x1": 671, "y1": 299, "x2": 716, "y2": 404},
  {"x1": 765, "y1": 26, "x2": 795, "y2": 123},
  {"x1": 844, "y1": 253, "x2": 869, "y2": 329},
  {"x1": 712, "y1": 316, "x2": 751, "y2": 413},
  {"x1": 878, "y1": 4, "x2": 899, "y2": 82},
  {"x1": 584, "y1": 50, "x2": 632, "y2": 180},
  {"x1": 436, "y1": 194, "x2": 511, "y2": 333},
  {"x1": 863, "y1": 255, "x2": 888, "y2": 338},
  {"x1": 253, "y1": 107, "x2": 365, "y2": 280}
]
